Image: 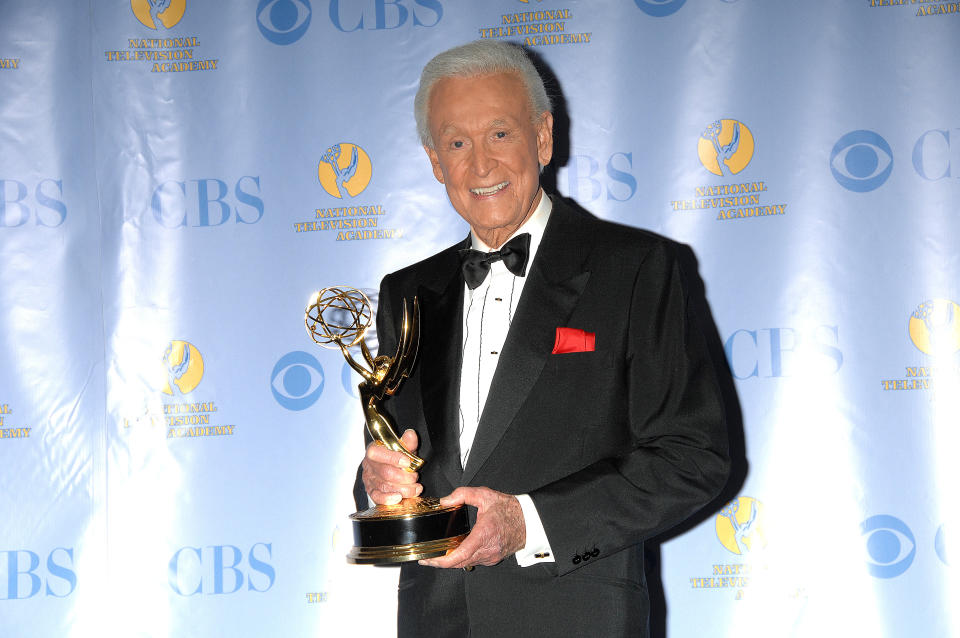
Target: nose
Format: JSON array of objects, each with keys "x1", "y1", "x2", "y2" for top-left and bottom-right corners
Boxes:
[{"x1": 470, "y1": 143, "x2": 496, "y2": 176}]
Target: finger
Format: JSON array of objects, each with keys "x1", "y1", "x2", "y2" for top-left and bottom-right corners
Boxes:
[
  {"x1": 365, "y1": 442, "x2": 416, "y2": 469},
  {"x1": 368, "y1": 478, "x2": 423, "y2": 504},
  {"x1": 362, "y1": 465, "x2": 420, "y2": 501},
  {"x1": 364, "y1": 459, "x2": 420, "y2": 486},
  {"x1": 367, "y1": 479, "x2": 423, "y2": 499},
  {"x1": 361, "y1": 450, "x2": 419, "y2": 481},
  {"x1": 390, "y1": 482, "x2": 423, "y2": 498},
  {"x1": 369, "y1": 490, "x2": 403, "y2": 506},
  {"x1": 362, "y1": 469, "x2": 421, "y2": 496}
]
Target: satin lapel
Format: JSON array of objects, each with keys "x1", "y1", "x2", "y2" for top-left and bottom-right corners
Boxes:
[
  {"x1": 462, "y1": 200, "x2": 591, "y2": 486},
  {"x1": 417, "y1": 242, "x2": 467, "y2": 490}
]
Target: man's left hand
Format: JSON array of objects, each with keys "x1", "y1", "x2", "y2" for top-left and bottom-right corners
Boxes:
[{"x1": 419, "y1": 487, "x2": 526, "y2": 569}]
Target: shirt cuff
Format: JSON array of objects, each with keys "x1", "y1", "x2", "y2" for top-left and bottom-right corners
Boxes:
[{"x1": 514, "y1": 493, "x2": 555, "y2": 566}]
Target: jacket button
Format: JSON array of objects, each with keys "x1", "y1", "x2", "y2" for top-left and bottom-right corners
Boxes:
[
  {"x1": 572, "y1": 554, "x2": 581, "y2": 564},
  {"x1": 591, "y1": 548, "x2": 600, "y2": 557}
]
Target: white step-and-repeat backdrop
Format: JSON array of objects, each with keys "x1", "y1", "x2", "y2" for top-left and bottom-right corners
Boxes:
[{"x1": 1, "y1": 1, "x2": 958, "y2": 635}]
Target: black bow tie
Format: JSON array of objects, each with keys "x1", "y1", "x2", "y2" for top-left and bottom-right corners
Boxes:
[{"x1": 458, "y1": 233, "x2": 531, "y2": 290}]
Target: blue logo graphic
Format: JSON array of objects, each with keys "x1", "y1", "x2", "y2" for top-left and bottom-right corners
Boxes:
[
  {"x1": 634, "y1": 0, "x2": 686, "y2": 17},
  {"x1": 912, "y1": 128, "x2": 952, "y2": 181},
  {"x1": 151, "y1": 176, "x2": 264, "y2": 228},
  {"x1": 0, "y1": 178, "x2": 67, "y2": 228},
  {"x1": 257, "y1": 0, "x2": 312, "y2": 45},
  {"x1": 328, "y1": 0, "x2": 443, "y2": 31},
  {"x1": 270, "y1": 351, "x2": 324, "y2": 410},
  {"x1": 169, "y1": 543, "x2": 275, "y2": 595},
  {"x1": 1, "y1": 547, "x2": 76, "y2": 600},
  {"x1": 830, "y1": 130, "x2": 894, "y2": 192},
  {"x1": 935, "y1": 524, "x2": 949, "y2": 565},
  {"x1": 861, "y1": 515, "x2": 916, "y2": 578}
]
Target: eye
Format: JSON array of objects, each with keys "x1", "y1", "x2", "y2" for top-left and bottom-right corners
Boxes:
[
  {"x1": 830, "y1": 130, "x2": 894, "y2": 192},
  {"x1": 270, "y1": 351, "x2": 324, "y2": 410},
  {"x1": 494, "y1": 131, "x2": 508, "y2": 139},
  {"x1": 860, "y1": 515, "x2": 916, "y2": 578},
  {"x1": 451, "y1": 140, "x2": 464, "y2": 149},
  {"x1": 256, "y1": 0, "x2": 312, "y2": 45}
]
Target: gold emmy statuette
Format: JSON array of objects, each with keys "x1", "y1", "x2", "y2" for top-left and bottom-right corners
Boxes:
[{"x1": 305, "y1": 286, "x2": 469, "y2": 564}]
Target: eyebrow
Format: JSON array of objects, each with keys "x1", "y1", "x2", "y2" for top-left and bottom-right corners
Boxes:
[{"x1": 437, "y1": 118, "x2": 516, "y2": 137}]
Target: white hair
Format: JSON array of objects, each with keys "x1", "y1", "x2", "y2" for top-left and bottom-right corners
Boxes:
[{"x1": 414, "y1": 40, "x2": 551, "y2": 148}]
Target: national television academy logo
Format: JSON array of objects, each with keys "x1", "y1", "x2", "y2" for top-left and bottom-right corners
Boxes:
[
  {"x1": 715, "y1": 496, "x2": 766, "y2": 555},
  {"x1": 256, "y1": 0, "x2": 312, "y2": 45},
  {"x1": 698, "y1": 119, "x2": 755, "y2": 177},
  {"x1": 131, "y1": 0, "x2": 186, "y2": 30},
  {"x1": 318, "y1": 143, "x2": 373, "y2": 199},
  {"x1": 908, "y1": 299, "x2": 960, "y2": 356},
  {"x1": 162, "y1": 340, "x2": 204, "y2": 395}
]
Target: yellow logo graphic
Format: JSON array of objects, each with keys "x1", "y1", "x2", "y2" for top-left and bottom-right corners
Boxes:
[
  {"x1": 716, "y1": 496, "x2": 766, "y2": 555},
  {"x1": 131, "y1": 0, "x2": 186, "y2": 30},
  {"x1": 909, "y1": 299, "x2": 960, "y2": 356},
  {"x1": 698, "y1": 119, "x2": 755, "y2": 176},
  {"x1": 318, "y1": 143, "x2": 373, "y2": 199},
  {"x1": 162, "y1": 340, "x2": 204, "y2": 395}
]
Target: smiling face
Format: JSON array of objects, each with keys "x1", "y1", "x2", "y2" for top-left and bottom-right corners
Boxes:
[{"x1": 424, "y1": 72, "x2": 553, "y2": 248}]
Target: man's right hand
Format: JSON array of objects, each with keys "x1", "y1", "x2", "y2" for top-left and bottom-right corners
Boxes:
[{"x1": 361, "y1": 429, "x2": 423, "y2": 505}]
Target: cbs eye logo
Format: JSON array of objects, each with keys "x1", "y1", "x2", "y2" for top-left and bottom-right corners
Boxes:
[
  {"x1": 634, "y1": 0, "x2": 686, "y2": 17},
  {"x1": 861, "y1": 515, "x2": 916, "y2": 578},
  {"x1": 830, "y1": 130, "x2": 894, "y2": 192},
  {"x1": 257, "y1": 0, "x2": 312, "y2": 45},
  {"x1": 271, "y1": 351, "x2": 324, "y2": 410}
]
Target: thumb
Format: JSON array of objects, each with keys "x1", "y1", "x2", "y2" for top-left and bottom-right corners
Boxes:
[
  {"x1": 400, "y1": 428, "x2": 419, "y2": 454},
  {"x1": 438, "y1": 487, "x2": 472, "y2": 508}
]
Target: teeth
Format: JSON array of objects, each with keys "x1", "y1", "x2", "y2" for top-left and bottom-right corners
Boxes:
[{"x1": 471, "y1": 182, "x2": 508, "y2": 196}]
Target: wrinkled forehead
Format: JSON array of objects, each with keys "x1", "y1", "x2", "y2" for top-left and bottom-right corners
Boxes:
[{"x1": 427, "y1": 72, "x2": 533, "y2": 127}]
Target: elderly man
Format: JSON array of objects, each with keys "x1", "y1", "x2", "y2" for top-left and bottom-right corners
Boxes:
[{"x1": 358, "y1": 40, "x2": 730, "y2": 637}]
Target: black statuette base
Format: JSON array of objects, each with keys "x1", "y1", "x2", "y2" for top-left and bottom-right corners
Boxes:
[{"x1": 347, "y1": 497, "x2": 470, "y2": 565}]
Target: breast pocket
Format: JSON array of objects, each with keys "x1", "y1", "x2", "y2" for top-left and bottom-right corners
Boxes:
[
  {"x1": 545, "y1": 350, "x2": 616, "y2": 423},
  {"x1": 546, "y1": 350, "x2": 630, "y2": 462}
]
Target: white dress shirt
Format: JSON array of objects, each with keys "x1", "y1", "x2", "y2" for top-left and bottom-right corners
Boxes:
[{"x1": 459, "y1": 190, "x2": 554, "y2": 566}]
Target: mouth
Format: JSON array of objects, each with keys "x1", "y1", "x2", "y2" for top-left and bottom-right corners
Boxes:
[{"x1": 470, "y1": 181, "x2": 509, "y2": 197}]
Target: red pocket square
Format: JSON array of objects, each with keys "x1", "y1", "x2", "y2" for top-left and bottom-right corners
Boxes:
[{"x1": 552, "y1": 327, "x2": 596, "y2": 354}]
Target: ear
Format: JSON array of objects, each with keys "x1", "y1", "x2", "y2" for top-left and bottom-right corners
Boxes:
[
  {"x1": 536, "y1": 111, "x2": 554, "y2": 167},
  {"x1": 423, "y1": 145, "x2": 445, "y2": 184}
]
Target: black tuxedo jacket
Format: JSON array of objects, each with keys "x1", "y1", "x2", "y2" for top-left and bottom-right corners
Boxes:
[{"x1": 360, "y1": 197, "x2": 730, "y2": 637}]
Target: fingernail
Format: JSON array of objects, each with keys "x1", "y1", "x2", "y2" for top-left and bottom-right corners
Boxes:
[
  {"x1": 415, "y1": 485, "x2": 423, "y2": 496},
  {"x1": 386, "y1": 494, "x2": 401, "y2": 505}
]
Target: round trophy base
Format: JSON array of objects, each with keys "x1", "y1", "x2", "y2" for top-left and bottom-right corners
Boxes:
[{"x1": 347, "y1": 497, "x2": 470, "y2": 565}]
